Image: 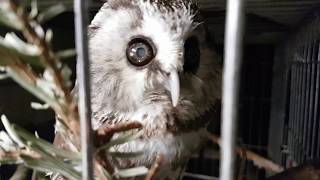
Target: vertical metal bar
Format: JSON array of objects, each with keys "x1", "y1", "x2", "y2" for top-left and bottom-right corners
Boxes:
[
  {"x1": 293, "y1": 63, "x2": 298, "y2": 153},
  {"x1": 300, "y1": 41, "x2": 307, "y2": 162},
  {"x1": 295, "y1": 62, "x2": 301, "y2": 162},
  {"x1": 303, "y1": 27, "x2": 312, "y2": 160},
  {"x1": 296, "y1": 63, "x2": 301, "y2": 163},
  {"x1": 316, "y1": 41, "x2": 320, "y2": 157},
  {"x1": 298, "y1": 42, "x2": 307, "y2": 162},
  {"x1": 306, "y1": 24, "x2": 316, "y2": 158},
  {"x1": 299, "y1": 73, "x2": 304, "y2": 161},
  {"x1": 74, "y1": 0, "x2": 94, "y2": 179},
  {"x1": 311, "y1": 41, "x2": 320, "y2": 157},
  {"x1": 292, "y1": 63, "x2": 298, "y2": 160},
  {"x1": 220, "y1": 0, "x2": 245, "y2": 179},
  {"x1": 309, "y1": 40, "x2": 316, "y2": 158},
  {"x1": 288, "y1": 65, "x2": 296, "y2": 159},
  {"x1": 291, "y1": 47, "x2": 298, "y2": 162},
  {"x1": 293, "y1": 57, "x2": 300, "y2": 162}
]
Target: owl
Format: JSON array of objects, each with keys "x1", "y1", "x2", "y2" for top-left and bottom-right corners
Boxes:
[{"x1": 54, "y1": 0, "x2": 221, "y2": 179}]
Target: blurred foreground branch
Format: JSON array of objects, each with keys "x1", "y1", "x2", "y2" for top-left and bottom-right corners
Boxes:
[{"x1": 0, "y1": 0, "x2": 155, "y2": 179}]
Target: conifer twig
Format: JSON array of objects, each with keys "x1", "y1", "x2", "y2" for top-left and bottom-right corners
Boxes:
[
  {"x1": 0, "y1": 149, "x2": 40, "y2": 160},
  {"x1": 5, "y1": 0, "x2": 80, "y2": 145},
  {"x1": 0, "y1": 1, "x2": 150, "y2": 179}
]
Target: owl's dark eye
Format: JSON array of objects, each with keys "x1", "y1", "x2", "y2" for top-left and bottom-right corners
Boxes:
[
  {"x1": 183, "y1": 36, "x2": 200, "y2": 73},
  {"x1": 126, "y1": 37, "x2": 155, "y2": 66}
]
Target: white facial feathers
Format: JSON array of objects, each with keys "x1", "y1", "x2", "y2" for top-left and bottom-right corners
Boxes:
[{"x1": 89, "y1": 0, "x2": 198, "y2": 108}]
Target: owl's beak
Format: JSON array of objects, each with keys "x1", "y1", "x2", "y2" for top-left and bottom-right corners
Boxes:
[{"x1": 166, "y1": 70, "x2": 180, "y2": 107}]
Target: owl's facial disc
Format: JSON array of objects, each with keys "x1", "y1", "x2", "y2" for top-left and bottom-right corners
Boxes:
[{"x1": 126, "y1": 36, "x2": 180, "y2": 107}]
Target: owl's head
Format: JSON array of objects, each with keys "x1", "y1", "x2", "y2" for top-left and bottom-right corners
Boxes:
[{"x1": 89, "y1": 0, "x2": 221, "y2": 120}]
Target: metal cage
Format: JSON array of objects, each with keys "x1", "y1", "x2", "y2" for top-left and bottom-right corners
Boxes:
[
  {"x1": 73, "y1": 0, "x2": 246, "y2": 179},
  {"x1": 269, "y1": 11, "x2": 320, "y2": 167},
  {"x1": 1, "y1": 0, "x2": 317, "y2": 180},
  {"x1": 74, "y1": 0, "x2": 320, "y2": 179}
]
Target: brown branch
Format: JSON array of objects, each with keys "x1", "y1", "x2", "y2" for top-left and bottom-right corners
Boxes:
[
  {"x1": 145, "y1": 155, "x2": 164, "y2": 180},
  {"x1": 97, "y1": 122, "x2": 142, "y2": 136},
  {"x1": 243, "y1": 149, "x2": 284, "y2": 173},
  {"x1": 0, "y1": 149, "x2": 40, "y2": 160},
  {"x1": 237, "y1": 148, "x2": 246, "y2": 180},
  {"x1": 207, "y1": 132, "x2": 284, "y2": 173},
  {"x1": 95, "y1": 122, "x2": 142, "y2": 146},
  {"x1": 95, "y1": 151, "x2": 114, "y2": 174},
  {"x1": 93, "y1": 158, "x2": 114, "y2": 180},
  {"x1": 94, "y1": 122, "x2": 143, "y2": 176}
]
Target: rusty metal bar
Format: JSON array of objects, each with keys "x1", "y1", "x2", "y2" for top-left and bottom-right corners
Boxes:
[
  {"x1": 220, "y1": 0, "x2": 245, "y2": 179},
  {"x1": 74, "y1": 0, "x2": 94, "y2": 179}
]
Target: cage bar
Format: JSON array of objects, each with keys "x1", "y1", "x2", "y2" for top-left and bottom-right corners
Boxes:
[
  {"x1": 288, "y1": 65, "x2": 295, "y2": 161},
  {"x1": 219, "y1": 0, "x2": 245, "y2": 179},
  {"x1": 303, "y1": 27, "x2": 311, "y2": 159},
  {"x1": 309, "y1": 40, "x2": 319, "y2": 158},
  {"x1": 316, "y1": 41, "x2": 320, "y2": 157},
  {"x1": 294, "y1": 63, "x2": 299, "y2": 159},
  {"x1": 297, "y1": 56, "x2": 304, "y2": 163},
  {"x1": 306, "y1": 25, "x2": 316, "y2": 158},
  {"x1": 74, "y1": 0, "x2": 94, "y2": 179},
  {"x1": 283, "y1": 15, "x2": 320, "y2": 164}
]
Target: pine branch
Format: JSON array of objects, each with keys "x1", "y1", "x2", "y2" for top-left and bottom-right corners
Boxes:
[
  {"x1": 0, "y1": 149, "x2": 40, "y2": 161},
  {"x1": 5, "y1": 0, "x2": 80, "y2": 144},
  {"x1": 0, "y1": 1, "x2": 150, "y2": 179}
]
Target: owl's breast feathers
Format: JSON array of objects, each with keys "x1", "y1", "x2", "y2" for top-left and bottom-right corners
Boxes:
[
  {"x1": 92, "y1": 93, "x2": 220, "y2": 173},
  {"x1": 95, "y1": 98, "x2": 219, "y2": 137}
]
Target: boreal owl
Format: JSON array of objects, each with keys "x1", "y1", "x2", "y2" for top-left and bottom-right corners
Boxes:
[{"x1": 53, "y1": 0, "x2": 221, "y2": 179}]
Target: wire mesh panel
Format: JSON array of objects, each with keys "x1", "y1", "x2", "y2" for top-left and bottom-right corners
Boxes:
[{"x1": 286, "y1": 14, "x2": 320, "y2": 165}]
